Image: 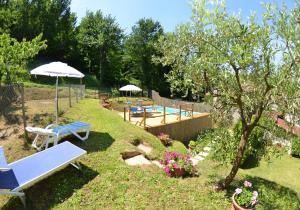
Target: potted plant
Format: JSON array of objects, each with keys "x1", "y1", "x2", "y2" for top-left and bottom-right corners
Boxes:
[
  {"x1": 158, "y1": 133, "x2": 172, "y2": 146},
  {"x1": 232, "y1": 181, "x2": 258, "y2": 210},
  {"x1": 160, "y1": 152, "x2": 195, "y2": 177}
]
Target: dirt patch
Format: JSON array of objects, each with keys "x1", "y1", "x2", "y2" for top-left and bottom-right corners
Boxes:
[{"x1": 121, "y1": 151, "x2": 142, "y2": 159}]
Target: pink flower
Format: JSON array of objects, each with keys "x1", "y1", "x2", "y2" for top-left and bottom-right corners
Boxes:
[
  {"x1": 244, "y1": 180, "x2": 252, "y2": 188},
  {"x1": 251, "y1": 199, "x2": 257, "y2": 206},
  {"x1": 235, "y1": 188, "x2": 242, "y2": 194},
  {"x1": 252, "y1": 191, "x2": 258, "y2": 198}
]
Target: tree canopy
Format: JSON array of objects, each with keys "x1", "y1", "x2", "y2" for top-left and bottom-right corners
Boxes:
[
  {"x1": 0, "y1": 33, "x2": 46, "y2": 84},
  {"x1": 124, "y1": 18, "x2": 169, "y2": 96},
  {"x1": 0, "y1": 1, "x2": 171, "y2": 92},
  {"x1": 155, "y1": 0, "x2": 300, "y2": 188},
  {"x1": 77, "y1": 10, "x2": 123, "y2": 86}
]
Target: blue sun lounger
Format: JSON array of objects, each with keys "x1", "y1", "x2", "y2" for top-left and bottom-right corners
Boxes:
[
  {"x1": 0, "y1": 141, "x2": 86, "y2": 207},
  {"x1": 130, "y1": 107, "x2": 144, "y2": 114},
  {"x1": 26, "y1": 121, "x2": 91, "y2": 150}
]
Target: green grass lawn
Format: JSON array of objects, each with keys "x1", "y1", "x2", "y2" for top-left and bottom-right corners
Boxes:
[{"x1": 1, "y1": 99, "x2": 299, "y2": 209}]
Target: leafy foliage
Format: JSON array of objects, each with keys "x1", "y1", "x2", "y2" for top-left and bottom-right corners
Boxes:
[
  {"x1": 155, "y1": 0, "x2": 300, "y2": 187},
  {"x1": 0, "y1": 0, "x2": 76, "y2": 60},
  {"x1": 0, "y1": 33, "x2": 46, "y2": 83},
  {"x1": 188, "y1": 129, "x2": 213, "y2": 155},
  {"x1": 77, "y1": 10, "x2": 123, "y2": 86},
  {"x1": 125, "y1": 18, "x2": 170, "y2": 96},
  {"x1": 291, "y1": 136, "x2": 300, "y2": 157}
]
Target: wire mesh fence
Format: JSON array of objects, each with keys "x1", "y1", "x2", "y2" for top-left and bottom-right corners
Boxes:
[{"x1": 0, "y1": 83, "x2": 85, "y2": 142}]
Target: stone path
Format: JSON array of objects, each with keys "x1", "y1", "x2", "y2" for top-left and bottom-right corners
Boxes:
[
  {"x1": 190, "y1": 146, "x2": 211, "y2": 166},
  {"x1": 123, "y1": 143, "x2": 211, "y2": 168},
  {"x1": 125, "y1": 155, "x2": 152, "y2": 166}
]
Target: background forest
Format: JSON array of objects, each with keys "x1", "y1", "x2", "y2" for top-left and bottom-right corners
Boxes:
[{"x1": 0, "y1": 0, "x2": 173, "y2": 97}]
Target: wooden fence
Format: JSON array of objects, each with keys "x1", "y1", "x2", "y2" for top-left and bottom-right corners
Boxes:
[
  {"x1": 0, "y1": 83, "x2": 86, "y2": 140},
  {"x1": 146, "y1": 113, "x2": 212, "y2": 142},
  {"x1": 151, "y1": 90, "x2": 211, "y2": 113},
  {"x1": 0, "y1": 83, "x2": 27, "y2": 138}
]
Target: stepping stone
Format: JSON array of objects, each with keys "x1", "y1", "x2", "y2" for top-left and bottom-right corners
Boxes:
[
  {"x1": 124, "y1": 155, "x2": 152, "y2": 166},
  {"x1": 152, "y1": 160, "x2": 163, "y2": 168},
  {"x1": 190, "y1": 157, "x2": 200, "y2": 166},
  {"x1": 137, "y1": 143, "x2": 153, "y2": 154},
  {"x1": 194, "y1": 155, "x2": 205, "y2": 161},
  {"x1": 203, "y1": 147, "x2": 211, "y2": 151},
  {"x1": 199, "y1": 152, "x2": 209, "y2": 157}
]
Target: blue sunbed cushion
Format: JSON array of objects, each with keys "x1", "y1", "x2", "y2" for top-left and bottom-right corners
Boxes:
[
  {"x1": 130, "y1": 107, "x2": 144, "y2": 113},
  {"x1": 1, "y1": 141, "x2": 86, "y2": 191},
  {"x1": 0, "y1": 169, "x2": 19, "y2": 190},
  {"x1": 0, "y1": 147, "x2": 9, "y2": 170},
  {"x1": 52, "y1": 121, "x2": 90, "y2": 135}
]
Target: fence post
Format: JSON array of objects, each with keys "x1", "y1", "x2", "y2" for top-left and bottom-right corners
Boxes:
[
  {"x1": 179, "y1": 105, "x2": 181, "y2": 121},
  {"x1": 80, "y1": 79, "x2": 83, "y2": 99},
  {"x1": 68, "y1": 84, "x2": 72, "y2": 107},
  {"x1": 76, "y1": 87, "x2": 78, "y2": 103},
  {"x1": 128, "y1": 106, "x2": 131, "y2": 122},
  {"x1": 143, "y1": 108, "x2": 146, "y2": 128},
  {"x1": 163, "y1": 106, "x2": 166, "y2": 124},
  {"x1": 20, "y1": 84, "x2": 28, "y2": 140},
  {"x1": 124, "y1": 107, "x2": 126, "y2": 121},
  {"x1": 191, "y1": 104, "x2": 194, "y2": 118}
]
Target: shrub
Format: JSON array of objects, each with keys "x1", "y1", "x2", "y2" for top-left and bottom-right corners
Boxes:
[
  {"x1": 188, "y1": 129, "x2": 214, "y2": 156},
  {"x1": 111, "y1": 88, "x2": 119, "y2": 97},
  {"x1": 291, "y1": 136, "x2": 300, "y2": 157},
  {"x1": 158, "y1": 133, "x2": 172, "y2": 146},
  {"x1": 160, "y1": 152, "x2": 196, "y2": 177}
]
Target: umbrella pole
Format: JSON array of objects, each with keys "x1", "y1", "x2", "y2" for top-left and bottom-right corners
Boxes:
[{"x1": 55, "y1": 76, "x2": 59, "y2": 124}]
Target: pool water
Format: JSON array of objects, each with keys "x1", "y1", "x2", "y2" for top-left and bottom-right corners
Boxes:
[{"x1": 143, "y1": 105, "x2": 199, "y2": 116}]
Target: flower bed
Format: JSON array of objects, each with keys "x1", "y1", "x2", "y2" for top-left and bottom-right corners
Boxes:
[{"x1": 160, "y1": 152, "x2": 196, "y2": 177}]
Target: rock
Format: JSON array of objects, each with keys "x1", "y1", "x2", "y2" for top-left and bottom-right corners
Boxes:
[
  {"x1": 152, "y1": 160, "x2": 163, "y2": 168},
  {"x1": 194, "y1": 155, "x2": 205, "y2": 161},
  {"x1": 124, "y1": 155, "x2": 152, "y2": 166},
  {"x1": 199, "y1": 152, "x2": 209, "y2": 157},
  {"x1": 121, "y1": 151, "x2": 141, "y2": 159},
  {"x1": 137, "y1": 143, "x2": 152, "y2": 154},
  {"x1": 190, "y1": 157, "x2": 200, "y2": 166}
]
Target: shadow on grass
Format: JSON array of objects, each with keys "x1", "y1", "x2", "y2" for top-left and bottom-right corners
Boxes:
[
  {"x1": 225, "y1": 176, "x2": 300, "y2": 210},
  {"x1": 1, "y1": 164, "x2": 98, "y2": 210},
  {"x1": 63, "y1": 131, "x2": 115, "y2": 153}
]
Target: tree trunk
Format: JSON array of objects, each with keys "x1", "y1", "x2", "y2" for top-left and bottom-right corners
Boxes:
[{"x1": 221, "y1": 128, "x2": 251, "y2": 189}]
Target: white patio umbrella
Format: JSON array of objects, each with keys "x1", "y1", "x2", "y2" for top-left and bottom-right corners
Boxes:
[
  {"x1": 119, "y1": 84, "x2": 142, "y2": 97},
  {"x1": 30, "y1": 62, "x2": 85, "y2": 124}
]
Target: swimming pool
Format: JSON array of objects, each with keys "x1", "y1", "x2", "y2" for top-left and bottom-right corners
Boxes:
[{"x1": 142, "y1": 105, "x2": 199, "y2": 116}]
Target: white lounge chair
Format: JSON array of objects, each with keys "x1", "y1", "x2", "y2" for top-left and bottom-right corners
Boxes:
[
  {"x1": 0, "y1": 141, "x2": 86, "y2": 207},
  {"x1": 26, "y1": 121, "x2": 91, "y2": 150}
]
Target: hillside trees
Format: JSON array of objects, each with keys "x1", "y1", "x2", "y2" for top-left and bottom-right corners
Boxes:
[
  {"x1": 77, "y1": 10, "x2": 123, "y2": 86},
  {"x1": 124, "y1": 18, "x2": 169, "y2": 96},
  {"x1": 0, "y1": 1, "x2": 171, "y2": 92}
]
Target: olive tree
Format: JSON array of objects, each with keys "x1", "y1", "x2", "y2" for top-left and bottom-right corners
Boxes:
[{"x1": 155, "y1": 0, "x2": 300, "y2": 188}]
